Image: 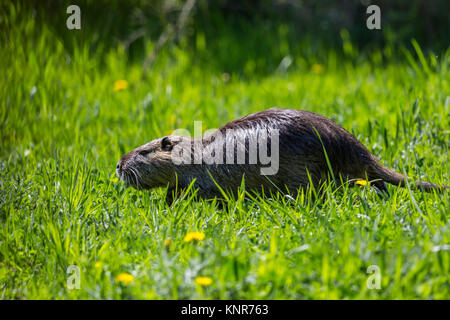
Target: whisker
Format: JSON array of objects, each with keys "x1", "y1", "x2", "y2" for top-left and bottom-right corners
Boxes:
[
  {"x1": 130, "y1": 167, "x2": 142, "y2": 189},
  {"x1": 123, "y1": 169, "x2": 132, "y2": 186}
]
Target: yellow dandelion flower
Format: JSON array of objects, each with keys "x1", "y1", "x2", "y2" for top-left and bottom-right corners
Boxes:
[
  {"x1": 115, "y1": 273, "x2": 134, "y2": 285},
  {"x1": 195, "y1": 276, "x2": 212, "y2": 286},
  {"x1": 94, "y1": 261, "x2": 103, "y2": 268},
  {"x1": 356, "y1": 180, "x2": 370, "y2": 186},
  {"x1": 311, "y1": 64, "x2": 324, "y2": 74},
  {"x1": 164, "y1": 238, "x2": 172, "y2": 247},
  {"x1": 113, "y1": 79, "x2": 128, "y2": 92},
  {"x1": 183, "y1": 231, "x2": 206, "y2": 242}
]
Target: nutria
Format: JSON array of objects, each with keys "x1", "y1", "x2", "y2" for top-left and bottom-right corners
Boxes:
[{"x1": 117, "y1": 108, "x2": 448, "y2": 203}]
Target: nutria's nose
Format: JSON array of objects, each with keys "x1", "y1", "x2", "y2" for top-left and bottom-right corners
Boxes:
[{"x1": 116, "y1": 162, "x2": 122, "y2": 177}]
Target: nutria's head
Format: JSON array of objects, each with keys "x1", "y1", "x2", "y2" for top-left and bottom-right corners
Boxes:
[{"x1": 116, "y1": 135, "x2": 184, "y2": 190}]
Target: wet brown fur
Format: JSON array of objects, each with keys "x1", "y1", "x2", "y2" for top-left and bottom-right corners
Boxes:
[{"x1": 117, "y1": 108, "x2": 448, "y2": 203}]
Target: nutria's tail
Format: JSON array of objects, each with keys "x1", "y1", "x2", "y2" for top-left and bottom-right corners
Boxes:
[{"x1": 372, "y1": 163, "x2": 449, "y2": 193}]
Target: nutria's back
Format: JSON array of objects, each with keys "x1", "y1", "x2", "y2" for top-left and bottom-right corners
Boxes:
[{"x1": 117, "y1": 108, "x2": 448, "y2": 202}]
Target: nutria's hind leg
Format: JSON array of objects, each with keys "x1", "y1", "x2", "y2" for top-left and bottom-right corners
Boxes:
[
  {"x1": 372, "y1": 180, "x2": 390, "y2": 199},
  {"x1": 216, "y1": 199, "x2": 227, "y2": 211}
]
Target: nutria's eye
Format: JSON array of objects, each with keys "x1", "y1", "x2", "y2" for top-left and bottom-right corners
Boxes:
[
  {"x1": 139, "y1": 150, "x2": 151, "y2": 156},
  {"x1": 161, "y1": 136, "x2": 173, "y2": 151}
]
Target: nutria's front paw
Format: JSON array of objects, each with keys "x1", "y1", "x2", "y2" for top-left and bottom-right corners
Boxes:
[
  {"x1": 165, "y1": 188, "x2": 175, "y2": 207},
  {"x1": 165, "y1": 187, "x2": 185, "y2": 207}
]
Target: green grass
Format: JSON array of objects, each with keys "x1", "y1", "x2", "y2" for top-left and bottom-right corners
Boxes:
[{"x1": 1, "y1": 4, "x2": 449, "y2": 299}]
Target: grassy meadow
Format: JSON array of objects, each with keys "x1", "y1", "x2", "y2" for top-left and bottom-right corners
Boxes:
[{"x1": 1, "y1": 3, "x2": 449, "y2": 299}]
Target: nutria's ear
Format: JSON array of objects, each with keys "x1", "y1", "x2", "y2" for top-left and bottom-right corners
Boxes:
[{"x1": 161, "y1": 136, "x2": 174, "y2": 151}]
